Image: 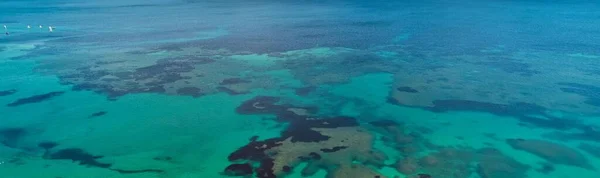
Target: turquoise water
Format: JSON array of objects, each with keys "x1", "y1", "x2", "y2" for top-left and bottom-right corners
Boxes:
[{"x1": 1, "y1": 1, "x2": 600, "y2": 178}]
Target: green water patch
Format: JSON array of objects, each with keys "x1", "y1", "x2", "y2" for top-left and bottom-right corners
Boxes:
[
  {"x1": 1, "y1": 86, "x2": 284, "y2": 177},
  {"x1": 0, "y1": 44, "x2": 285, "y2": 177},
  {"x1": 372, "y1": 133, "x2": 402, "y2": 165},
  {"x1": 328, "y1": 72, "x2": 393, "y2": 105},
  {"x1": 309, "y1": 72, "x2": 393, "y2": 117}
]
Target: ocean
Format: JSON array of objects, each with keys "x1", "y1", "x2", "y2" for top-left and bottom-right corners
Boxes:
[{"x1": 1, "y1": 0, "x2": 600, "y2": 178}]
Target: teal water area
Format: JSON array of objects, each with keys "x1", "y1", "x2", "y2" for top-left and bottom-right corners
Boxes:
[{"x1": 2, "y1": 1, "x2": 600, "y2": 178}]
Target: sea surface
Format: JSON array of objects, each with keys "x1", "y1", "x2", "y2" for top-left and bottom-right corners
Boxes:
[{"x1": 1, "y1": 0, "x2": 600, "y2": 178}]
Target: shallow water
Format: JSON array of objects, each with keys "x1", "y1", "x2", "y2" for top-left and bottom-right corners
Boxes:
[{"x1": 1, "y1": 0, "x2": 600, "y2": 178}]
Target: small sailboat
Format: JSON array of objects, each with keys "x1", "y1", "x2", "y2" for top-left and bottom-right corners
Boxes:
[
  {"x1": 48, "y1": 26, "x2": 53, "y2": 32},
  {"x1": 39, "y1": 25, "x2": 43, "y2": 29},
  {"x1": 27, "y1": 25, "x2": 31, "y2": 29}
]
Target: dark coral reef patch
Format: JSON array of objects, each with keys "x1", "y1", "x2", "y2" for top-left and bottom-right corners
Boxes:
[
  {"x1": 320, "y1": 146, "x2": 348, "y2": 153},
  {"x1": 176, "y1": 87, "x2": 204, "y2": 97},
  {"x1": 224, "y1": 163, "x2": 254, "y2": 176},
  {"x1": 371, "y1": 122, "x2": 529, "y2": 178},
  {"x1": 220, "y1": 78, "x2": 251, "y2": 85},
  {"x1": 226, "y1": 96, "x2": 385, "y2": 178},
  {"x1": 216, "y1": 77, "x2": 256, "y2": 96},
  {"x1": 535, "y1": 162, "x2": 555, "y2": 174},
  {"x1": 68, "y1": 55, "x2": 215, "y2": 99}
]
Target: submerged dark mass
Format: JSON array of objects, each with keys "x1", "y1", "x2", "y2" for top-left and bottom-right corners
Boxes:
[
  {"x1": 6, "y1": 91, "x2": 65, "y2": 107},
  {"x1": 0, "y1": 89, "x2": 17, "y2": 96}
]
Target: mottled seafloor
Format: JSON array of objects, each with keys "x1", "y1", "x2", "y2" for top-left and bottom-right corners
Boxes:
[{"x1": 1, "y1": 0, "x2": 600, "y2": 178}]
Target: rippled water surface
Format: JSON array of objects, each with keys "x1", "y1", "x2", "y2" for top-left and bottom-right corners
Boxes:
[{"x1": 1, "y1": 0, "x2": 600, "y2": 178}]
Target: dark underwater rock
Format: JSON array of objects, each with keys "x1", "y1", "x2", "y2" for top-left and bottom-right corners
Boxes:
[
  {"x1": 7, "y1": 91, "x2": 65, "y2": 107},
  {"x1": 111, "y1": 168, "x2": 164, "y2": 174},
  {"x1": 228, "y1": 137, "x2": 283, "y2": 161},
  {"x1": 299, "y1": 152, "x2": 322, "y2": 161},
  {"x1": 220, "y1": 78, "x2": 250, "y2": 85},
  {"x1": 535, "y1": 163, "x2": 555, "y2": 174},
  {"x1": 0, "y1": 128, "x2": 27, "y2": 148},
  {"x1": 38, "y1": 142, "x2": 58, "y2": 160},
  {"x1": 0, "y1": 89, "x2": 17, "y2": 96},
  {"x1": 249, "y1": 135, "x2": 259, "y2": 142},
  {"x1": 256, "y1": 158, "x2": 276, "y2": 178},
  {"x1": 176, "y1": 87, "x2": 204, "y2": 97},
  {"x1": 309, "y1": 152, "x2": 321, "y2": 160},
  {"x1": 223, "y1": 163, "x2": 253, "y2": 176},
  {"x1": 397, "y1": 86, "x2": 419, "y2": 93},
  {"x1": 282, "y1": 165, "x2": 292, "y2": 172},
  {"x1": 282, "y1": 116, "x2": 358, "y2": 143},
  {"x1": 417, "y1": 174, "x2": 432, "y2": 178},
  {"x1": 48, "y1": 148, "x2": 112, "y2": 168},
  {"x1": 89, "y1": 111, "x2": 107, "y2": 118},
  {"x1": 320, "y1": 146, "x2": 348, "y2": 153},
  {"x1": 506, "y1": 139, "x2": 593, "y2": 170},
  {"x1": 152, "y1": 156, "x2": 173, "y2": 162},
  {"x1": 295, "y1": 86, "x2": 316, "y2": 96}
]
